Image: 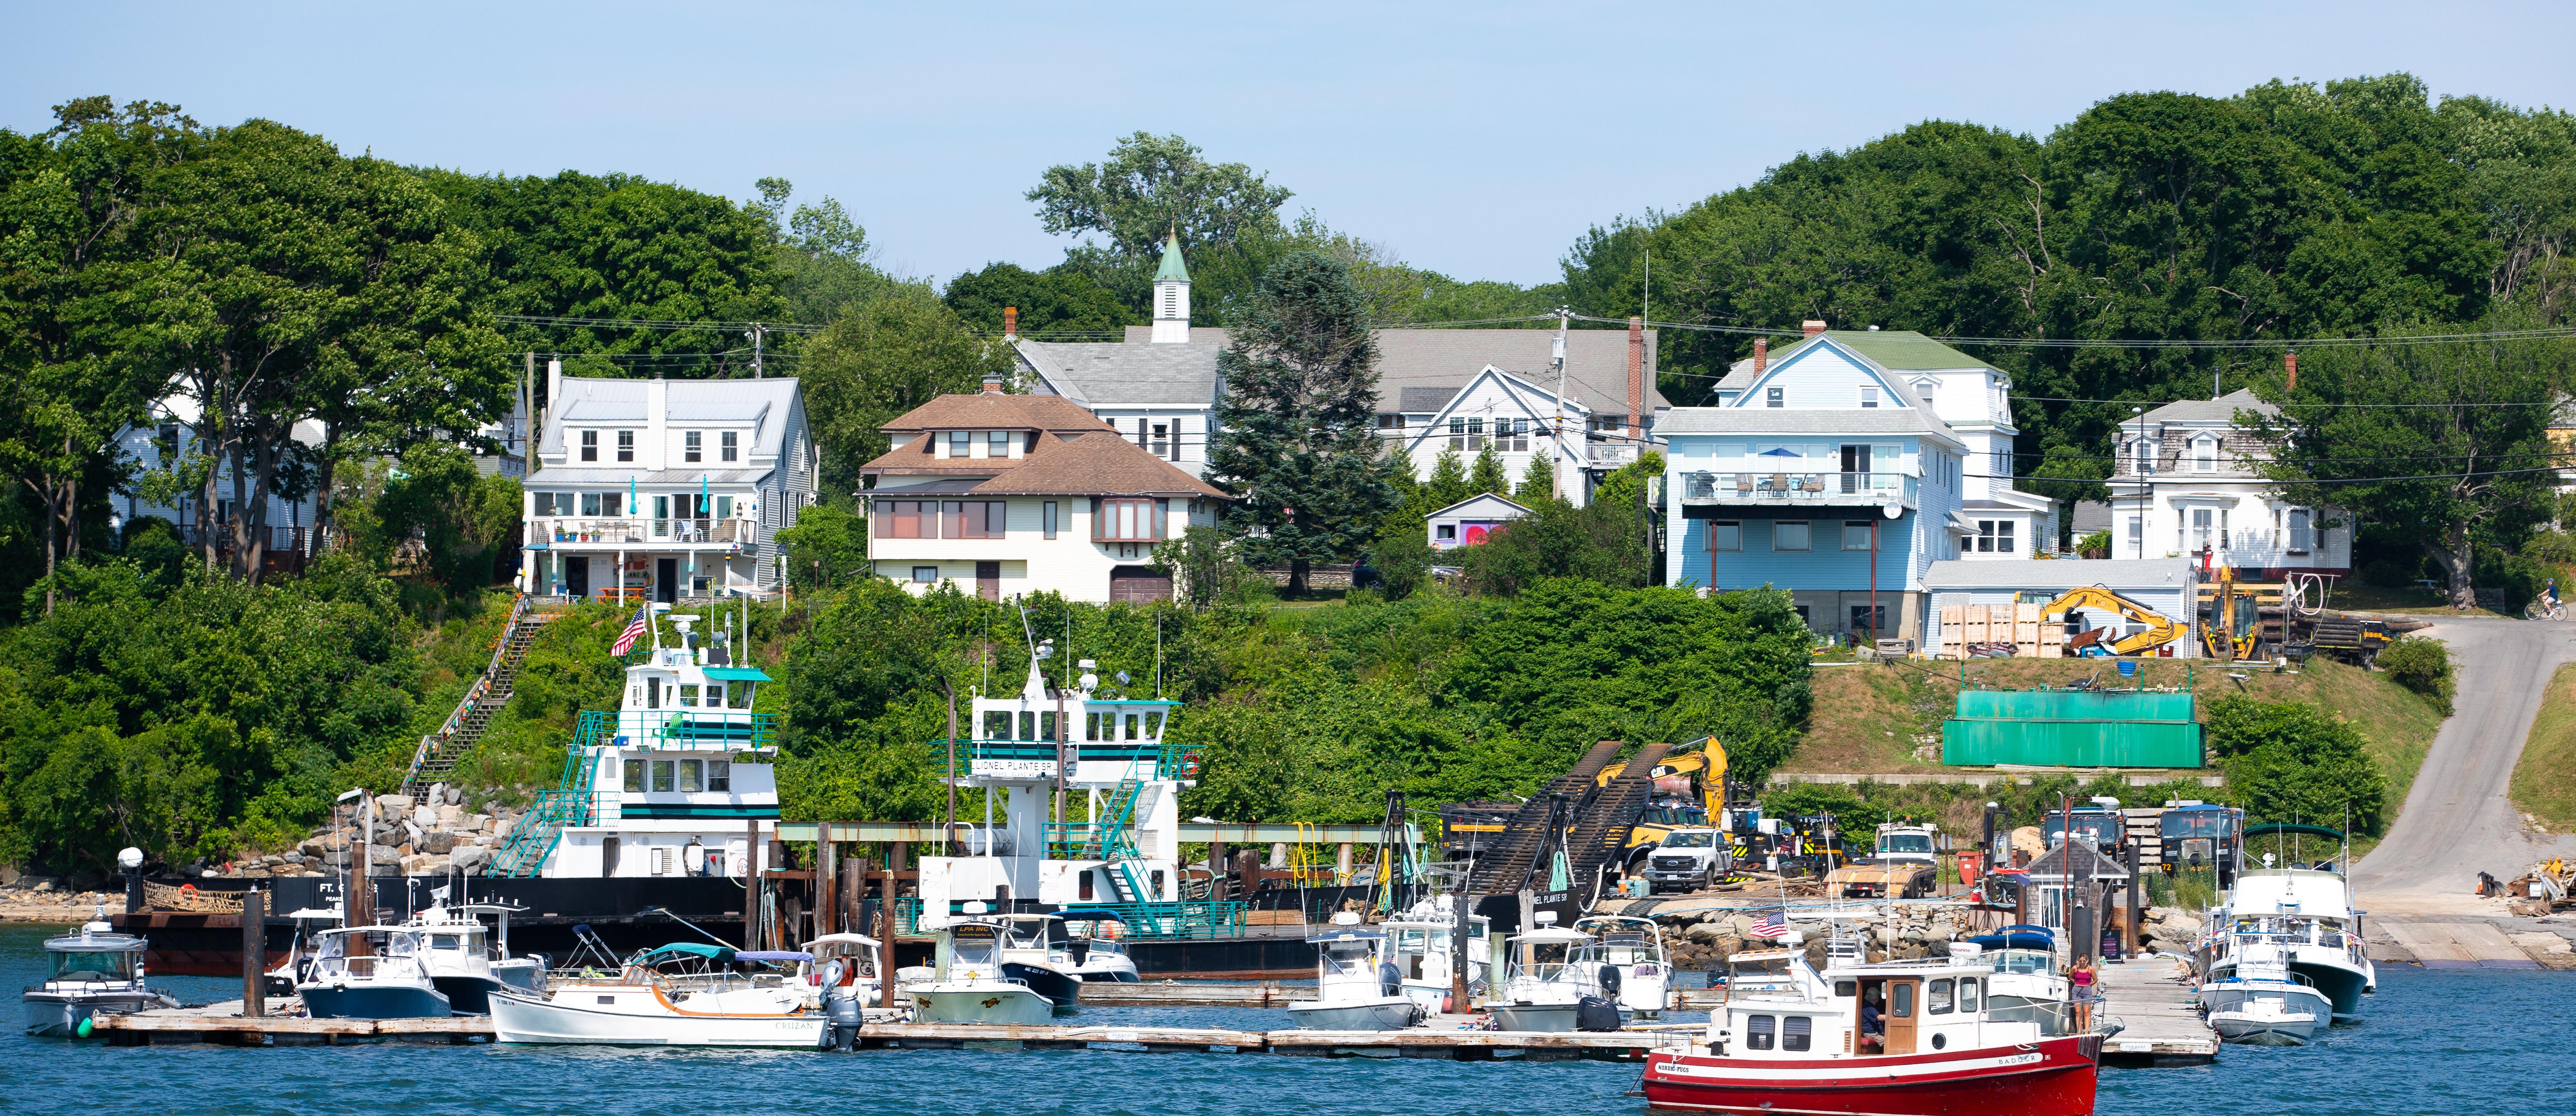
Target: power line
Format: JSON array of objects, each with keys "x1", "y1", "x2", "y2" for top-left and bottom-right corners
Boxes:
[
  {"x1": 1574, "y1": 312, "x2": 2576, "y2": 349},
  {"x1": 498, "y1": 314, "x2": 826, "y2": 336}
]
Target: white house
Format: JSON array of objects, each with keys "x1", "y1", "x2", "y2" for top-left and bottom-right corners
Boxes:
[
  {"x1": 859, "y1": 377, "x2": 1227, "y2": 603},
  {"x1": 2110, "y1": 389, "x2": 2351, "y2": 577},
  {"x1": 113, "y1": 396, "x2": 325, "y2": 566},
  {"x1": 518, "y1": 369, "x2": 817, "y2": 601},
  {"x1": 1012, "y1": 234, "x2": 1226, "y2": 479},
  {"x1": 1426, "y1": 493, "x2": 1531, "y2": 550},
  {"x1": 1659, "y1": 328, "x2": 2058, "y2": 640}
]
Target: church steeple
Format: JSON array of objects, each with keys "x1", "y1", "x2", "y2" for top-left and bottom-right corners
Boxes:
[{"x1": 1151, "y1": 228, "x2": 1191, "y2": 344}]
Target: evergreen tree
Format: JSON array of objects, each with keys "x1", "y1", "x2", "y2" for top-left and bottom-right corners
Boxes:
[
  {"x1": 1425, "y1": 448, "x2": 1470, "y2": 509},
  {"x1": 1205, "y1": 252, "x2": 1403, "y2": 595},
  {"x1": 1468, "y1": 444, "x2": 1509, "y2": 496},
  {"x1": 1515, "y1": 453, "x2": 1556, "y2": 502}
]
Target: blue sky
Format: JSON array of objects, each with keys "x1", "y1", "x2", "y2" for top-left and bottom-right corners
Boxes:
[{"x1": 9, "y1": 2, "x2": 2573, "y2": 292}]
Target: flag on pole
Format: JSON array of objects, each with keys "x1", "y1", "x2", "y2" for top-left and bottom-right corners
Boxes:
[
  {"x1": 1750, "y1": 912, "x2": 1789, "y2": 939},
  {"x1": 611, "y1": 601, "x2": 652, "y2": 656}
]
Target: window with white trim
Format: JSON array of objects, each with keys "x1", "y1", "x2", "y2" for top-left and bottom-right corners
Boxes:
[
  {"x1": 1976, "y1": 520, "x2": 2015, "y2": 554},
  {"x1": 684, "y1": 431, "x2": 702, "y2": 463},
  {"x1": 721, "y1": 431, "x2": 739, "y2": 462},
  {"x1": 1859, "y1": 386, "x2": 1879, "y2": 409},
  {"x1": 2193, "y1": 435, "x2": 2218, "y2": 472}
]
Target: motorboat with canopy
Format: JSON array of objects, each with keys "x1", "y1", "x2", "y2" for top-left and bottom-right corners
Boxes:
[
  {"x1": 299, "y1": 926, "x2": 452, "y2": 1019},
  {"x1": 1488, "y1": 921, "x2": 1596, "y2": 1032},
  {"x1": 908, "y1": 914, "x2": 1058, "y2": 1024},
  {"x1": 487, "y1": 942, "x2": 825, "y2": 1046},
  {"x1": 1284, "y1": 918, "x2": 1420, "y2": 1031},
  {"x1": 24, "y1": 914, "x2": 177, "y2": 1037}
]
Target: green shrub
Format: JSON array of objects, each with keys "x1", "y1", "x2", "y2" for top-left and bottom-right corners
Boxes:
[
  {"x1": 2204, "y1": 696, "x2": 2388, "y2": 836},
  {"x1": 2376, "y1": 636, "x2": 2454, "y2": 714}
]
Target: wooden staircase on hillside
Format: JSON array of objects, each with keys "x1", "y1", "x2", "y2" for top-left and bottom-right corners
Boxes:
[{"x1": 402, "y1": 597, "x2": 567, "y2": 797}]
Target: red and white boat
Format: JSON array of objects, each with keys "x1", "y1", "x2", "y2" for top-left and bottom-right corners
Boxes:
[{"x1": 1642, "y1": 944, "x2": 2100, "y2": 1116}]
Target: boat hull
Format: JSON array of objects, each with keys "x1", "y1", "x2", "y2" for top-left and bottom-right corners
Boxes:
[
  {"x1": 1001, "y1": 962, "x2": 1083, "y2": 1012},
  {"x1": 2290, "y1": 959, "x2": 2368, "y2": 1017},
  {"x1": 2210, "y1": 1008, "x2": 2315, "y2": 1046},
  {"x1": 2199, "y1": 979, "x2": 2332, "y2": 1027},
  {"x1": 488, "y1": 989, "x2": 825, "y2": 1047},
  {"x1": 1488, "y1": 1002, "x2": 1580, "y2": 1033},
  {"x1": 299, "y1": 983, "x2": 453, "y2": 1020},
  {"x1": 1642, "y1": 1033, "x2": 2100, "y2": 1116},
  {"x1": 909, "y1": 983, "x2": 1057, "y2": 1025},
  {"x1": 429, "y1": 975, "x2": 510, "y2": 1016},
  {"x1": 1284, "y1": 996, "x2": 1418, "y2": 1032},
  {"x1": 24, "y1": 990, "x2": 176, "y2": 1037}
]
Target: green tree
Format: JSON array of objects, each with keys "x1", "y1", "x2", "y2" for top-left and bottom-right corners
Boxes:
[
  {"x1": 1467, "y1": 444, "x2": 1509, "y2": 496},
  {"x1": 777, "y1": 503, "x2": 869, "y2": 592},
  {"x1": 1425, "y1": 447, "x2": 1470, "y2": 509},
  {"x1": 2204, "y1": 696, "x2": 2388, "y2": 836},
  {"x1": 1028, "y1": 132, "x2": 1292, "y2": 264},
  {"x1": 2252, "y1": 320, "x2": 2571, "y2": 606},
  {"x1": 1206, "y1": 252, "x2": 1403, "y2": 594},
  {"x1": 1365, "y1": 523, "x2": 1433, "y2": 602},
  {"x1": 798, "y1": 296, "x2": 1017, "y2": 495},
  {"x1": 1515, "y1": 453, "x2": 1557, "y2": 501},
  {"x1": 751, "y1": 176, "x2": 913, "y2": 324},
  {"x1": 941, "y1": 262, "x2": 1137, "y2": 336}
]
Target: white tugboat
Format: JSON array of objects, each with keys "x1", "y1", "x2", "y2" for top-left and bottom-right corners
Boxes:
[
  {"x1": 913, "y1": 638, "x2": 1201, "y2": 929},
  {"x1": 486, "y1": 605, "x2": 782, "y2": 882},
  {"x1": 24, "y1": 910, "x2": 178, "y2": 1037}
]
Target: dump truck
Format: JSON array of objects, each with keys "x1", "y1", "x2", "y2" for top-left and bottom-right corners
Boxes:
[{"x1": 1824, "y1": 822, "x2": 1942, "y2": 898}]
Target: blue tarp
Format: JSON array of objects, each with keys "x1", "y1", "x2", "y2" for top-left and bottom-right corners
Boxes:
[{"x1": 641, "y1": 943, "x2": 735, "y2": 960}]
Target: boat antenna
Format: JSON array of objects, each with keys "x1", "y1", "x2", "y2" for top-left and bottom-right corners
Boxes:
[{"x1": 639, "y1": 905, "x2": 735, "y2": 948}]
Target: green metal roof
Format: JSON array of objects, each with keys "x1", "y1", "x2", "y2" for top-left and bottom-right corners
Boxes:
[
  {"x1": 1154, "y1": 233, "x2": 1190, "y2": 283},
  {"x1": 703, "y1": 666, "x2": 771, "y2": 682},
  {"x1": 1780, "y1": 330, "x2": 1999, "y2": 374}
]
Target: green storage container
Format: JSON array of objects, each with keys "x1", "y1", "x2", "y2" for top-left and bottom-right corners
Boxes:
[{"x1": 1940, "y1": 689, "x2": 2202, "y2": 768}]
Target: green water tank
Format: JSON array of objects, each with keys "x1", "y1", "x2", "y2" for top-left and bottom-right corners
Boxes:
[{"x1": 1940, "y1": 689, "x2": 2203, "y2": 768}]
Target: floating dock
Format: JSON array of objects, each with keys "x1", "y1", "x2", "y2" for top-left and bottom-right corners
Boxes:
[
  {"x1": 2094, "y1": 956, "x2": 2219, "y2": 1065},
  {"x1": 91, "y1": 1004, "x2": 1688, "y2": 1059}
]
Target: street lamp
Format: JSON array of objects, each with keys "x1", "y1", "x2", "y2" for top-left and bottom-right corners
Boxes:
[{"x1": 2130, "y1": 406, "x2": 2147, "y2": 561}]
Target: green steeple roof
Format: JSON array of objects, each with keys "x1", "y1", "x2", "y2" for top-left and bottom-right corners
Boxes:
[{"x1": 1154, "y1": 232, "x2": 1190, "y2": 283}]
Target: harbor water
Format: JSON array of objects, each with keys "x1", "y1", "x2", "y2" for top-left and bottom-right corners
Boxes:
[{"x1": 7, "y1": 925, "x2": 2573, "y2": 1115}]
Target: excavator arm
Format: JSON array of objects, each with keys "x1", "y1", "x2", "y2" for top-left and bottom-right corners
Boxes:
[
  {"x1": 2039, "y1": 585, "x2": 2184, "y2": 656},
  {"x1": 1598, "y1": 739, "x2": 1729, "y2": 842}
]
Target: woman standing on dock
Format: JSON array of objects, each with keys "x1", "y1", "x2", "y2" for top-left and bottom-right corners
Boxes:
[{"x1": 2066, "y1": 956, "x2": 2098, "y2": 1032}]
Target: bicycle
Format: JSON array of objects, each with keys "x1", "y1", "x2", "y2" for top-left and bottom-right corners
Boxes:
[{"x1": 2528, "y1": 599, "x2": 2566, "y2": 621}]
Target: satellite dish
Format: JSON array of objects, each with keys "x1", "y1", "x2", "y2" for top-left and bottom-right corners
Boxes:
[{"x1": 1881, "y1": 504, "x2": 1901, "y2": 519}]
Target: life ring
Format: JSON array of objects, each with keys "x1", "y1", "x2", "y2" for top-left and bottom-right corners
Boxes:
[
  {"x1": 1181, "y1": 751, "x2": 1204, "y2": 777},
  {"x1": 180, "y1": 883, "x2": 198, "y2": 895}
]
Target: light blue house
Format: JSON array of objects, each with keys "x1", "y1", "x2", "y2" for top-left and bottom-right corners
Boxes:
[{"x1": 1661, "y1": 329, "x2": 2055, "y2": 641}]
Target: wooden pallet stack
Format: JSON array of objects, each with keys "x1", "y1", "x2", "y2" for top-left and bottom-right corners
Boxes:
[{"x1": 1935, "y1": 603, "x2": 2065, "y2": 660}]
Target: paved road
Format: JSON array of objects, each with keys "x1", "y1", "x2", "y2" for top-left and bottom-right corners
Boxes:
[{"x1": 2351, "y1": 617, "x2": 2576, "y2": 915}]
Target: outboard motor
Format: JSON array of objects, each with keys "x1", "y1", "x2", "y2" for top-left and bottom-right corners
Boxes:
[
  {"x1": 1575, "y1": 995, "x2": 1621, "y2": 1032},
  {"x1": 820, "y1": 959, "x2": 861, "y2": 1051},
  {"x1": 1379, "y1": 961, "x2": 1403, "y2": 999},
  {"x1": 1597, "y1": 963, "x2": 1623, "y2": 999}
]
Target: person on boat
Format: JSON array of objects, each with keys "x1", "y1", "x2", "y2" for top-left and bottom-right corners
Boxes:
[
  {"x1": 2066, "y1": 956, "x2": 2097, "y2": 1032},
  {"x1": 1857, "y1": 988, "x2": 1885, "y2": 1051}
]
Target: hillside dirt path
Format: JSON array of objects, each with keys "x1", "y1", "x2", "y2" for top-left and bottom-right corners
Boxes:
[{"x1": 2351, "y1": 617, "x2": 2576, "y2": 918}]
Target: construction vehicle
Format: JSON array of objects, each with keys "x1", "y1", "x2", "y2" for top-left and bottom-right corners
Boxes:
[
  {"x1": 1596, "y1": 738, "x2": 1726, "y2": 875},
  {"x1": 2276, "y1": 573, "x2": 2409, "y2": 666},
  {"x1": 1824, "y1": 822, "x2": 1943, "y2": 899},
  {"x1": 2196, "y1": 564, "x2": 2280, "y2": 660},
  {"x1": 2037, "y1": 585, "x2": 2187, "y2": 656}
]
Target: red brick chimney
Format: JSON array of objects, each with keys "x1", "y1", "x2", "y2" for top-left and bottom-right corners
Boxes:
[
  {"x1": 982, "y1": 372, "x2": 1004, "y2": 395},
  {"x1": 1753, "y1": 337, "x2": 1768, "y2": 374},
  {"x1": 1802, "y1": 320, "x2": 1827, "y2": 338},
  {"x1": 1003, "y1": 306, "x2": 1018, "y2": 341},
  {"x1": 2284, "y1": 349, "x2": 2297, "y2": 395},
  {"x1": 1626, "y1": 316, "x2": 1644, "y2": 439}
]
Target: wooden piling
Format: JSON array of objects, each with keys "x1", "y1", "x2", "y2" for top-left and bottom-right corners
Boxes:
[
  {"x1": 240, "y1": 888, "x2": 266, "y2": 1018},
  {"x1": 743, "y1": 818, "x2": 760, "y2": 949}
]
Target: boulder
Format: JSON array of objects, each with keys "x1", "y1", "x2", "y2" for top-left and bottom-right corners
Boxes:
[
  {"x1": 410, "y1": 805, "x2": 439, "y2": 830},
  {"x1": 464, "y1": 813, "x2": 491, "y2": 832},
  {"x1": 402, "y1": 821, "x2": 425, "y2": 848},
  {"x1": 323, "y1": 849, "x2": 352, "y2": 869},
  {"x1": 366, "y1": 845, "x2": 401, "y2": 867},
  {"x1": 281, "y1": 852, "x2": 306, "y2": 865},
  {"x1": 419, "y1": 832, "x2": 458, "y2": 856},
  {"x1": 1683, "y1": 922, "x2": 1725, "y2": 943},
  {"x1": 426, "y1": 782, "x2": 448, "y2": 807},
  {"x1": 400, "y1": 854, "x2": 449, "y2": 876},
  {"x1": 449, "y1": 845, "x2": 494, "y2": 873},
  {"x1": 298, "y1": 838, "x2": 328, "y2": 858},
  {"x1": 375, "y1": 795, "x2": 414, "y2": 820},
  {"x1": 445, "y1": 786, "x2": 465, "y2": 806}
]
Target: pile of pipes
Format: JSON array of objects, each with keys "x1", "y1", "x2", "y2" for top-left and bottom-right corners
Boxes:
[{"x1": 2499, "y1": 858, "x2": 2572, "y2": 917}]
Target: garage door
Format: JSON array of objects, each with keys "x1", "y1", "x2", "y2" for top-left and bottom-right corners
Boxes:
[{"x1": 1108, "y1": 565, "x2": 1173, "y2": 603}]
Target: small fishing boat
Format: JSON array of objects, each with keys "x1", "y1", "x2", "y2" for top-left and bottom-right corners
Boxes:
[
  {"x1": 908, "y1": 918, "x2": 1058, "y2": 1024},
  {"x1": 406, "y1": 902, "x2": 546, "y2": 1014},
  {"x1": 298, "y1": 926, "x2": 453, "y2": 1019},
  {"x1": 487, "y1": 943, "x2": 824, "y2": 1046},
  {"x1": 2201, "y1": 948, "x2": 2329, "y2": 1046},
  {"x1": 2209, "y1": 996, "x2": 2319, "y2": 1046},
  {"x1": 1573, "y1": 914, "x2": 1671, "y2": 1020},
  {"x1": 992, "y1": 913, "x2": 1085, "y2": 1010},
  {"x1": 24, "y1": 914, "x2": 178, "y2": 1037},
  {"x1": 1284, "y1": 920, "x2": 1420, "y2": 1032},
  {"x1": 1488, "y1": 921, "x2": 1596, "y2": 1032},
  {"x1": 1054, "y1": 910, "x2": 1142, "y2": 983},
  {"x1": 1380, "y1": 893, "x2": 1490, "y2": 1013},
  {"x1": 1642, "y1": 944, "x2": 2099, "y2": 1116}
]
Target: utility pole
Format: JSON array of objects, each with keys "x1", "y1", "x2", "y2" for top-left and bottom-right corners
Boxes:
[
  {"x1": 1551, "y1": 308, "x2": 1571, "y2": 503},
  {"x1": 749, "y1": 324, "x2": 765, "y2": 379}
]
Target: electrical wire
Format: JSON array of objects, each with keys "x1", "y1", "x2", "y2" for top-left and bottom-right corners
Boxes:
[{"x1": 498, "y1": 314, "x2": 826, "y2": 335}]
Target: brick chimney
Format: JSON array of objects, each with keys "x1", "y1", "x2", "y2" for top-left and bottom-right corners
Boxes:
[
  {"x1": 981, "y1": 372, "x2": 1004, "y2": 395},
  {"x1": 2284, "y1": 349, "x2": 2297, "y2": 394},
  {"x1": 1626, "y1": 316, "x2": 1645, "y2": 438},
  {"x1": 1003, "y1": 306, "x2": 1018, "y2": 341},
  {"x1": 1753, "y1": 338, "x2": 1768, "y2": 374},
  {"x1": 1802, "y1": 320, "x2": 1827, "y2": 338}
]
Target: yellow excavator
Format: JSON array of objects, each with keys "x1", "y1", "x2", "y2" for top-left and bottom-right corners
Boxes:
[
  {"x1": 1598, "y1": 738, "x2": 1728, "y2": 867},
  {"x1": 2039, "y1": 585, "x2": 2186, "y2": 656}
]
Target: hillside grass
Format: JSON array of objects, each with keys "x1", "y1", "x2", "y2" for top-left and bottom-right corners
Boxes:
[
  {"x1": 1790, "y1": 655, "x2": 2447, "y2": 813},
  {"x1": 2511, "y1": 663, "x2": 2576, "y2": 830}
]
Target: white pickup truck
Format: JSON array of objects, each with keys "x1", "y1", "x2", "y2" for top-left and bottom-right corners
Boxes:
[{"x1": 1638, "y1": 829, "x2": 1729, "y2": 894}]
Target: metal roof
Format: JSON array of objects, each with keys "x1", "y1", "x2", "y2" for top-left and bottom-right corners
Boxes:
[
  {"x1": 540, "y1": 376, "x2": 801, "y2": 459},
  {"x1": 2140, "y1": 389, "x2": 2276, "y2": 424},
  {"x1": 1925, "y1": 557, "x2": 2197, "y2": 590},
  {"x1": 1015, "y1": 340, "x2": 1225, "y2": 407}
]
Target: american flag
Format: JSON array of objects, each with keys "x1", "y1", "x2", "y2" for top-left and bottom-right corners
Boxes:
[
  {"x1": 1750, "y1": 913, "x2": 1788, "y2": 939},
  {"x1": 610, "y1": 602, "x2": 652, "y2": 656}
]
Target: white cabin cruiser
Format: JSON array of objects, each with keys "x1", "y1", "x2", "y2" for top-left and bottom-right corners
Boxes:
[
  {"x1": 488, "y1": 942, "x2": 824, "y2": 1046},
  {"x1": 24, "y1": 914, "x2": 178, "y2": 1037},
  {"x1": 1285, "y1": 921, "x2": 1421, "y2": 1032},
  {"x1": 1381, "y1": 894, "x2": 1490, "y2": 1013},
  {"x1": 299, "y1": 926, "x2": 453, "y2": 1018},
  {"x1": 404, "y1": 902, "x2": 546, "y2": 1014},
  {"x1": 1573, "y1": 914, "x2": 1671, "y2": 1020},
  {"x1": 1053, "y1": 910, "x2": 1141, "y2": 983},
  {"x1": 2202, "y1": 944, "x2": 2330, "y2": 1045},
  {"x1": 909, "y1": 915, "x2": 1059, "y2": 1024},
  {"x1": 992, "y1": 913, "x2": 1085, "y2": 1010},
  {"x1": 2209, "y1": 862, "x2": 2375, "y2": 1018},
  {"x1": 1488, "y1": 922, "x2": 1596, "y2": 1032}
]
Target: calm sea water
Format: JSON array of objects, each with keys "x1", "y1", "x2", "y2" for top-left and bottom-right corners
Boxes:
[{"x1": 6, "y1": 924, "x2": 2571, "y2": 1115}]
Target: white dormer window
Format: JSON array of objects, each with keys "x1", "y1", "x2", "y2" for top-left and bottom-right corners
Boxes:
[
  {"x1": 1859, "y1": 387, "x2": 1880, "y2": 409},
  {"x1": 1912, "y1": 378, "x2": 1936, "y2": 402},
  {"x1": 721, "y1": 431, "x2": 739, "y2": 462},
  {"x1": 2193, "y1": 435, "x2": 2218, "y2": 472},
  {"x1": 2132, "y1": 439, "x2": 2155, "y2": 476}
]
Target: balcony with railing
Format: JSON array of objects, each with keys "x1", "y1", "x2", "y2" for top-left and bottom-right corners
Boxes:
[
  {"x1": 578, "y1": 708, "x2": 779, "y2": 753},
  {"x1": 529, "y1": 517, "x2": 761, "y2": 548},
  {"x1": 1680, "y1": 471, "x2": 1919, "y2": 509}
]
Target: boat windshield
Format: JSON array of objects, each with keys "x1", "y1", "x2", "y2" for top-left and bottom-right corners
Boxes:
[
  {"x1": 1988, "y1": 948, "x2": 2054, "y2": 975},
  {"x1": 952, "y1": 929, "x2": 1001, "y2": 967},
  {"x1": 1321, "y1": 943, "x2": 1377, "y2": 978},
  {"x1": 1727, "y1": 956, "x2": 1796, "y2": 993},
  {"x1": 1879, "y1": 832, "x2": 1933, "y2": 855},
  {"x1": 49, "y1": 950, "x2": 136, "y2": 981},
  {"x1": 1001, "y1": 921, "x2": 1051, "y2": 950},
  {"x1": 2160, "y1": 810, "x2": 2235, "y2": 839},
  {"x1": 1661, "y1": 832, "x2": 1714, "y2": 849}
]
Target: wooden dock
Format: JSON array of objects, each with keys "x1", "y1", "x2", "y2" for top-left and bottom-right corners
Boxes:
[
  {"x1": 92, "y1": 1004, "x2": 1686, "y2": 1059},
  {"x1": 1074, "y1": 981, "x2": 1313, "y2": 1007},
  {"x1": 2095, "y1": 955, "x2": 2219, "y2": 1065}
]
